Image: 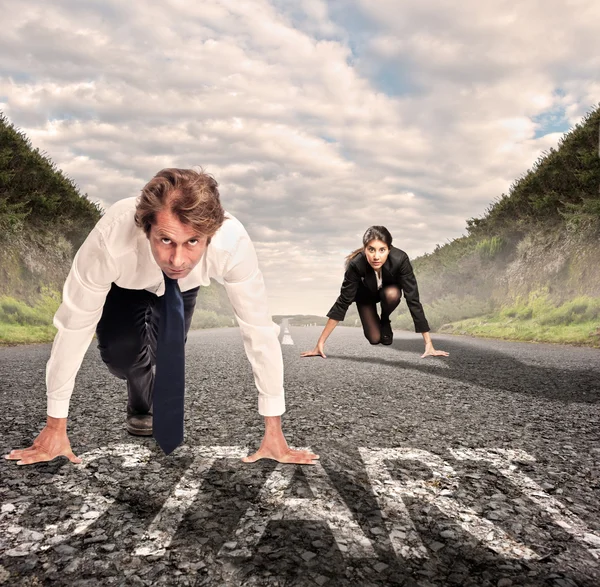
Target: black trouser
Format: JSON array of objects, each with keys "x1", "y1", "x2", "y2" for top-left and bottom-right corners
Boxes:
[
  {"x1": 355, "y1": 284, "x2": 401, "y2": 345},
  {"x1": 95, "y1": 283, "x2": 200, "y2": 416}
]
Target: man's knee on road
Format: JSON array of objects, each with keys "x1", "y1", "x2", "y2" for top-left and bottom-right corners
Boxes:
[{"x1": 98, "y1": 336, "x2": 149, "y2": 374}]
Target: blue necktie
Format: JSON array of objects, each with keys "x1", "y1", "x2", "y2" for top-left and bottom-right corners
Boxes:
[{"x1": 153, "y1": 273, "x2": 185, "y2": 455}]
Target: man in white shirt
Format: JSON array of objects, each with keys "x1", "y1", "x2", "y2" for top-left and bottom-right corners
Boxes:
[{"x1": 5, "y1": 168, "x2": 318, "y2": 466}]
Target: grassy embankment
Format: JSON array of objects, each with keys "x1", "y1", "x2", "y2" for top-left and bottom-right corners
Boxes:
[
  {"x1": 393, "y1": 105, "x2": 600, "y2": 346},
  {"x1": 0, "y1": 290, "x2": 60, "y2": 344},
  {"x1": 0, "y1": 113, "x2": 101, "y2": 344},
  {"x1": 446, "y1": 293, "x2": 600, "y2": 345}
]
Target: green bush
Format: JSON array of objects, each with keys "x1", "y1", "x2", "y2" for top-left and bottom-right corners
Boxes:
[
  {"x1": 190, "y1": 309, "x2": 234, "y2": 330},
  {"x1": 0, "y1": 291, "x2": 60, "y2": 326},
  {"x1": 476, "y1": 236, "x2": 506, "y2": 259},
  {"x1": 466, "y1": 105, "x2": 600, "y2": 236},
  {"x1": 393, "y1": 294, "x2": 493, "y2": 331}
]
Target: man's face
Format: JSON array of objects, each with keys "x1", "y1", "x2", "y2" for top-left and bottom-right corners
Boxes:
[{"x1": 148, "y1": 207, "x2": 209, "y2": 279}]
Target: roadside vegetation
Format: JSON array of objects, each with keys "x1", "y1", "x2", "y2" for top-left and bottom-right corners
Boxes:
[
  {"x1": 0, "y1": 290, "x2": 60, "y2": 345},
  {"x1": 402, "y1": 291, "x2": 599, "y2": 346},
  {"x1": 392, "y1": 105, "x2": 600, "y2": 347}
]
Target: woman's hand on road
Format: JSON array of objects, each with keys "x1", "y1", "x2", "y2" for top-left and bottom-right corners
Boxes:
[
  {"x1": 421, "y1": 343, "x2": 449, "y2": 359},
  {"x1": 300, "y1": 343, "x2": 326, "y2": 358}
]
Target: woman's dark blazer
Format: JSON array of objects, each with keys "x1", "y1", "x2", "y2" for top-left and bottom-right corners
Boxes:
[{"x1": 326, "y1": 246, "x2": 430, "y2": 333}]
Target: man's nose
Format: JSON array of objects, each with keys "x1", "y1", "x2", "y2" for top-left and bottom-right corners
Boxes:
[{"x1": 171, "y1": 247, "x2": 185, "y2": 267}]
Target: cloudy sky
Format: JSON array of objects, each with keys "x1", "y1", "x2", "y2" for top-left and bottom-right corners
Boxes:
[{"x1": 2, "y1": 0, "x2": 599, "y2": 315}]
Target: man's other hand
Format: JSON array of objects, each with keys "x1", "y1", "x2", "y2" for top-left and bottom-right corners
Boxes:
[
  {"x1": 242, "y1": 415, "x2": 319, "y2": 465},
  {"x1": 5, "y1": 416, "x2": 81, "y2": 466}
]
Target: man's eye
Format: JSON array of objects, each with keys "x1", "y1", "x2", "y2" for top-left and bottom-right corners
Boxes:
[
  {"x1": 161, "y1": 238, "x2": 171, "y2": 244},
  {"x1": 188, "y1": 240, "x2": 198, "y2": 246}
]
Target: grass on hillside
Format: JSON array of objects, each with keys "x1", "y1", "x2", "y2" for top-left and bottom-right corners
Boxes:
[
  {"x1": 393, "y1": 294, "x2": 495, "y2": 332},
  {"x1": 437, "y1": 291, "x2": 600, "y2": 347},
  {"x1": 191, "y1": 309, "x2": 235, "y2": 329},
  {"x1": 0, "y1": 291, "x2": 60, "y2": 344},
  {"x1": 0, "y1": 322, "x2": 57, "y2": 345},
  {"x1": 0, "y1": 113, "x2": 101, "y2": 247}
]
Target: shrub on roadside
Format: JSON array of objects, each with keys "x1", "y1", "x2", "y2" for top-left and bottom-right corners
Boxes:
[
  {"x1": 0, "y1": 289, "x2": 60, "y2": 326},
  {"x1": 190, "y1": 309, "x2": 234, "y2": 330},
  {"x1": 393, "y1": 294, "x2": 494, "y2": 331}
]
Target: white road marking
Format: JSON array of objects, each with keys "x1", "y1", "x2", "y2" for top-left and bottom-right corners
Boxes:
[
  {"x1": 221, "y1": 454, "x2": 375, "y2": 558},
  {"x1": 359, "y1": 448, "x2": 539, "y2": 560},
  {"x1": 3, "y1": 444, "x2": 595, "y2": 564},
  {"x1": 280, "y1": 318, "x2": 294, "y2": 345},
  {"x1": 281, "y1": 327, "x2": 294, "y2": 345},
  {"x1": 135, "y1": 446, "x2": 247, "y2": 556},
  {"x1": 450, "y1": 448, "x2": 600, "y2": 552},
  {"x1": 48, "y1": 444, "x2": 152, "y2": 538}
]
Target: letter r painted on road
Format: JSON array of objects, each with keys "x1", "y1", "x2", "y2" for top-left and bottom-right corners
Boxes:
[
  {"x1": 359, "y1": 448, "x2": 539, "y2": 560},
  {"x1": 449, "y1": 447, "x2": 600, "y2": 553}
]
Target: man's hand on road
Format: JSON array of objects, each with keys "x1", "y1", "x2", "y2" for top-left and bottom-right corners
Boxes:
[
  {"x1": 5, "y1": 417, "x2": 81, "y2": 466},
  {"x1": 242, "y1": 415, "x2": 319, "y2": 465}
]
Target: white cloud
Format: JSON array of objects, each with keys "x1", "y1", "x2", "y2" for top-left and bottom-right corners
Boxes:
[{"x1": 1, "y1": 0, "x2": 598, "y2": 314}]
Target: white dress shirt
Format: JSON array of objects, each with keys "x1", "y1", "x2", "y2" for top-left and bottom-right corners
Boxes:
[{"x1": 46, "y1": 196, "x2": 284, "y2": 419}]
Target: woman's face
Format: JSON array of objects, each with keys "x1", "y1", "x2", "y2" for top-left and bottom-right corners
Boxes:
[{"x1": 364, "y1": 239, "x2": 390, "y2": 270}]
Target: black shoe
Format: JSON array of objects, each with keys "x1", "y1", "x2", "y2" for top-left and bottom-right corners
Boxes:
[
  {"x1": 380, "y1": 320, "x2": 393, "y2": 345},
  {"x1": 126, "y1": 414, "x2": 153, "y2": 436}
]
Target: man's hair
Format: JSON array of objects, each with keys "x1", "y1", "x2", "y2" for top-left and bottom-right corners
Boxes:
[{"x1": 134, "y1": 168, "x2": 226, "y2": 237}]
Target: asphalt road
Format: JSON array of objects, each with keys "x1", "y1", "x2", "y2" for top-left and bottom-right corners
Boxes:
[{"x1": 1, "y1": 326, "x2": 600, "y2": 586}]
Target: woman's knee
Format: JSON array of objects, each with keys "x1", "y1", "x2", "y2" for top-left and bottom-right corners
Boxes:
[
  {"x1": 381, "y1": 285, "x2": 401, "y2": 308},
  {"x1": 363, "y1": 330, "x2": 381, "y2": 345}
]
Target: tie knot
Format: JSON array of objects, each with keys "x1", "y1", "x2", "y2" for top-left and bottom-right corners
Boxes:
[{"x1": 162, "y1": 272, "x2": 178, "y2": 285}]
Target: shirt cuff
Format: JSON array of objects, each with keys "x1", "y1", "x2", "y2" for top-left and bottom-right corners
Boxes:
[
  {"x1": 47, "y1": 397, "x2": 71, "y2": 419},
  {"x1": 258, "y1": 394, "x2": 286, "y2": 417}
]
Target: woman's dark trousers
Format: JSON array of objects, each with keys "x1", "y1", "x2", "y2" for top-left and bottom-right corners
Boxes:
[{"x1": 355, "y1": 284, "x2": 401, "y2": 345}]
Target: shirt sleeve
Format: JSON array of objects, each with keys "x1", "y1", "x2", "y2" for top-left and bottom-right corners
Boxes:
[
  {"x1": 46, "y1": 227, "x2": 118, "y2": 418},
  {"x1": 398, "y1": 256, "x2": 430, "y2": 333},
  {"x1": 222, "y1": 230, "x2": 285, "y2": 417},
  {"x1": 326, "y1": 264, "x2": 361, "y2": 321}
]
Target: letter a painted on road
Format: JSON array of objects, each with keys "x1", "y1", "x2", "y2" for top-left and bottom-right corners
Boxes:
[{"x1": 221, "y1": 456, "x2": 375, "y2": 558}]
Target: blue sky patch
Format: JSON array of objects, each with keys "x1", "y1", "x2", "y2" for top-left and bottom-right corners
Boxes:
[{"x1": 532, "y1": 104, "x2": 570, "y2": 139}]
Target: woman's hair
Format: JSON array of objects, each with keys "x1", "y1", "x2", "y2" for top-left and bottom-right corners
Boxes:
[
  {"x1": 134, "y1": 167, "x2": 226, "y2": 237},
  {"x1": 345, "y1": 225, "x2": 393, "y2": 267}
]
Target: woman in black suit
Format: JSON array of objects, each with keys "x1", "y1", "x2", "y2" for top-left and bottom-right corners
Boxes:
[{"x1": 301, "y1": 226, "x2": 448, "y2": 358}]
